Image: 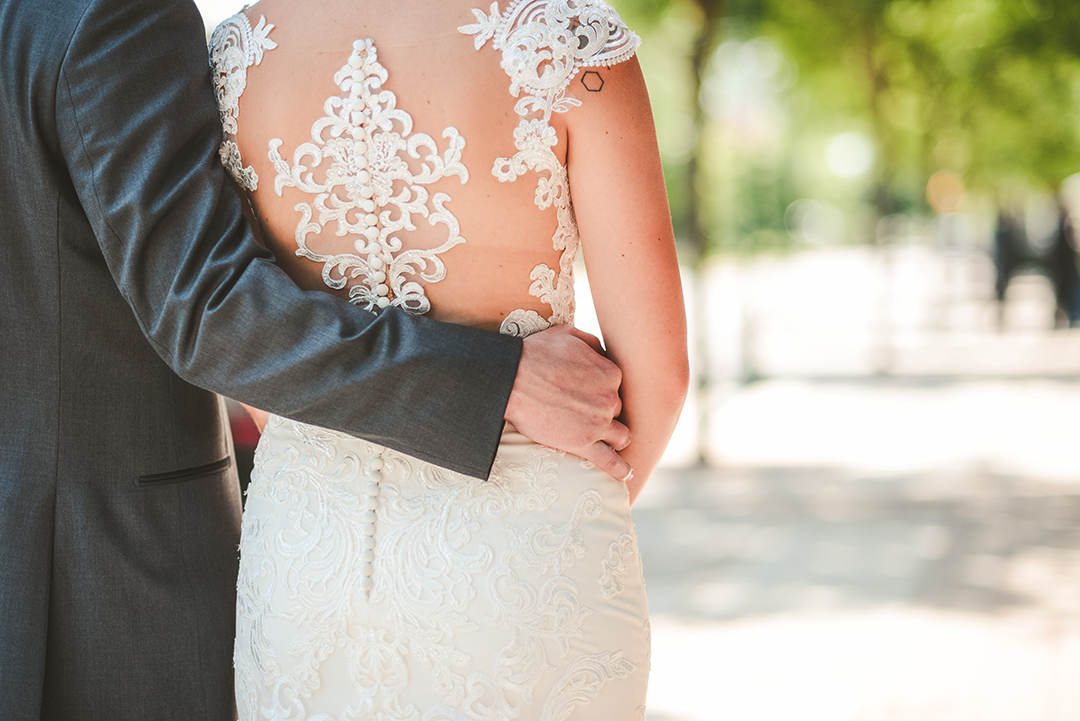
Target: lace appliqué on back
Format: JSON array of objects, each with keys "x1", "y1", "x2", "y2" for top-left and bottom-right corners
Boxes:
[
  {"x1": 239, "y1": 415, "x2": 649, "y2": 720},
  {"x1": 460, "y1": 0, "x2": 640, "y2": 337},
  {"x1": 209, "y1": 13, "x2": 277, "y2": 191},
  {"x1": 270, "y1": 40, "x2": 468, "y2": 315}
]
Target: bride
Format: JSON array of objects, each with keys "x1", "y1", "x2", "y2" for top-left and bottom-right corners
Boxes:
[{"x1": 209, "y1": 0, "x2": 687, "y2": 717}]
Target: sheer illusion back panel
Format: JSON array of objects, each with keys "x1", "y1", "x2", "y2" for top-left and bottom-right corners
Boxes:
[{"x1": 230, "y1": 0, "x2": 568, "y2": 332}]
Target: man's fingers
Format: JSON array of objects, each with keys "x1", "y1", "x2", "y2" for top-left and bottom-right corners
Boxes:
[
  {"x1": 507, "y1": 324, "x2": 632, "y2": 473},
  {"x1": 580, "y1": 441, "x2": 634, "y2": 483},
  {"x1": 603, "y1": 419, "x2": 631, "y2": 451},
  {"x1": 562, "y1": 327, "x2": 623, "y2": 417},
  {"x1": 565, "y1": 326, "x2": 605, "y2": 355}
]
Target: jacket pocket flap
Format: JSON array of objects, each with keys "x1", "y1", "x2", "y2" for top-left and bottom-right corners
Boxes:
[{"x1": 138, "y1": 457, "x2": 231, "y2": 487}]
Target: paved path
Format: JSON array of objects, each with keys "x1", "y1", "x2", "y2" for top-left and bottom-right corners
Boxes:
[
  {"x1": 639, "y1": 378, "x2": 1080, "y2": 721},
  {"x1": 635, "y1": 247, "x2": 1080, "y2": 720}
]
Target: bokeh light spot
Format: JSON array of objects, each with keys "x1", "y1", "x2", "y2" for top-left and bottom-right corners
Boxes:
[
  {"x1": 785, "y1": 199, "x2": 847, "y2": 246},
  {"x1": 825, "y1": 131, "x2": 875, "y2": 178},
  {"x1": 927, "y1": 170, "x2": 966, "y2": 214}
]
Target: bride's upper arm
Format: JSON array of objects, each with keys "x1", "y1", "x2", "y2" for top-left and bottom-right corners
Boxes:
[{"x1": 566, "y1": 56, "x2": 687, "y2": 377}]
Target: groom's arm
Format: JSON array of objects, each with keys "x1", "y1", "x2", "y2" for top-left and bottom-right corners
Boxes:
[{"x1": 53, "y1": 0, "x2": 628, "y2": 479}]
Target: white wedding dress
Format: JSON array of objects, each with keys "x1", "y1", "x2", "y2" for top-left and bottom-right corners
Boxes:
[{"x1": 210, "y1": 3, "x2": 650, "y2": 719}]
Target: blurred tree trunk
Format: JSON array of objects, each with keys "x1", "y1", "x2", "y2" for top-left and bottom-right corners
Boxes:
[
  {"x1": 685, "y1": 0, "x2": 725, "y2": 465},
  {"x1": 685, "y1": 0, "x2": 725, "y2": 265},
  {"x1": 862, "y1": 21, "x2": 894, "y2": 223}
]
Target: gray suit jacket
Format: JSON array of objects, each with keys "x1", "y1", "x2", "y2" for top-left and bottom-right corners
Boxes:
[{"x1": 0, "y1": 0, "x2": 522, "y2": 717}]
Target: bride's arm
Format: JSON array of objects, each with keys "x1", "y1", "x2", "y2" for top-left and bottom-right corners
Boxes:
[
  {"x1": 566, "y1": 56, "x2": 689, "y2": 504},
  {"x1": 239, "y1": 403, "x2": 270, "y2": 433}
]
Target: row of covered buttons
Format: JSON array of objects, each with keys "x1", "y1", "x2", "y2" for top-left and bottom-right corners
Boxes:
[
  {"x1": 359, "y1": 454, "x2": 384, "y2": 595},
  {"x1": 343, "y1": 39, "x2": 392, "y2": 309}
]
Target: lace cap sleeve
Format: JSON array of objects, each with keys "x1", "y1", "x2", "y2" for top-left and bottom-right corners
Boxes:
[
  {"x1": 208, "y1": 13, "x2": 277, "y2": 191},
  {"x1": 570, "y1": 2, "x2": 641, "y2": 69},
  {"x1": 461, "y1": 0, "x2": 640, "y2": 117}
]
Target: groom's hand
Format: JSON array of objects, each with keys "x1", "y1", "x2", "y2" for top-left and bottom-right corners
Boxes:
[{"x1": 504, "y1": 325, "x2": 633, "y2": 482}]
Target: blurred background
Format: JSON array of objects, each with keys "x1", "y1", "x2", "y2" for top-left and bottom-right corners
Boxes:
[{"x1": 199, "y1": 0, "x2": 1080, "y2": 718}]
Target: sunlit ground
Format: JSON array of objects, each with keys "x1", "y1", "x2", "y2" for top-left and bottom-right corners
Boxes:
[
  {"x1": 646, "y1": 609, "x2": 1080, "y2": 721},
  {"x1": 615, "y1": 246, "x2": 1080, "y2": 721}
]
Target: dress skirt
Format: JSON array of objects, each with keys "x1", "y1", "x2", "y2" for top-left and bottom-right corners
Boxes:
[{"x1": 235, "y1": 414, "x2": 650, "y2": 721}]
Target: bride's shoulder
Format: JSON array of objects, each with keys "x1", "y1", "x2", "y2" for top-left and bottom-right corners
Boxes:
[{"x1": 461, "y1": 0, "x2": 639, "y2": 68}]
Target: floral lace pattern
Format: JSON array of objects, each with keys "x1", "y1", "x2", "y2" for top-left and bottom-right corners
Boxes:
[
  {"x1": 269, "y1": 40, "x2": 469, "y2": 315},
  {"x1": 236, "y1": 416, "x2": 649, "y2": 719},
  {"x1": 209, "y1": 13, "x2": 277, "y2": 191},
  {"x1": 459, "y1": 0, "x2": 640, "y2": 336},
  {"x1": 599, "y1": 532, "x2": 637, "y2": 598},
  {"x1": 210, "y1": 20, "x2": 468, "y2": 315}
]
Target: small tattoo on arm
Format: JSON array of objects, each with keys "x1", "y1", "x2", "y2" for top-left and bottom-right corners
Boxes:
[{"x1": 580, "y1": 71, "x2": 604, "y2": 92}]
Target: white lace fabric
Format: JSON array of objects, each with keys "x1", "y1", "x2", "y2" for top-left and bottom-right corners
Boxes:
[
  {"x1": 210, "y1": 3, "x2": 649, "y2": 719},
  {"x1": 460, "y1": 0, "x2": 640, "y2": 336},
  {"x1": 210, "y1": 13, "x2": 276, "y2": 192},
  {"x1": 237, "y1": 416, "x2": 650, "y2": 720},
  {"x1": 210, "y1": 0, "x2": 638, "y2": 336},
  {"x1": 267, "y1": 39, "x2": 468, "y2": 315}
]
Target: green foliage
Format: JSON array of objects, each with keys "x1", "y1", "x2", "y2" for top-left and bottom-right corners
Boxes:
[
  {"x1": 769, "y1": 0, "x2": 1080, "y2": 204},
  {"x1": 610, "y1": 0, "x2": 1080, "y2": 255}
]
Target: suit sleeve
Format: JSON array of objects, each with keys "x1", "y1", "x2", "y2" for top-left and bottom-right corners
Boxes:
[{"x1": 53, "y1": 0, "x2": 520, "y2": 479}]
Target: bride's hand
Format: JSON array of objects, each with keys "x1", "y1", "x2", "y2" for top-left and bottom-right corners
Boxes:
[{"x1": 503, "y1": 325, "x2": 633, "y2": 482}]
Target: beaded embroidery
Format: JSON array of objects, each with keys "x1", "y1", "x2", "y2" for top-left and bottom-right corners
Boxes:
[
  {"x1": 269, "y1": 39, "x2": 468, "y2": 315},
  {"x1": 460, "y1": 0, "x2": 640, "y2": 336}
]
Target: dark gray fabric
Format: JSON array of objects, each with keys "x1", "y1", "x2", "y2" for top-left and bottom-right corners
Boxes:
[{"x1": 0, "y1": 0, "x2": 522, "y2": 716}]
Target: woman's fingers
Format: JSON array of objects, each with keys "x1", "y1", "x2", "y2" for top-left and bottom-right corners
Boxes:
[{"x1": 580, "y1": 438, "x2": 634, "y2": 483}]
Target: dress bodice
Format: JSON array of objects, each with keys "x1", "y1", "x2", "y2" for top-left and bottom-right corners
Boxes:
[{"x1": 209, "y1": 0, "x2": 639, "y2": 337}]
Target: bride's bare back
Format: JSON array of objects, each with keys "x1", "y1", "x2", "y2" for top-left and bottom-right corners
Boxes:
[
  {"x1": 212, "y1": 0, "x2": 687, "y2": 499},
  {"x1": 215, "y1": 0, "x2": 632, "y2": 332}
]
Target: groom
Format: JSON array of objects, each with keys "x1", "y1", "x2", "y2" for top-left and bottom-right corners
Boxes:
[{"x1": 0, "y1": 0, "x2": 633, "y2": 718}]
